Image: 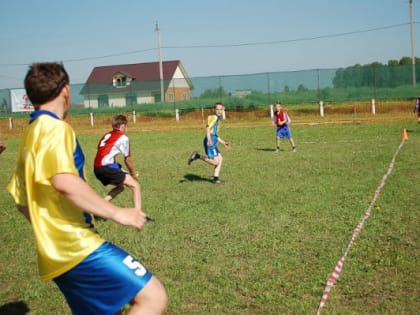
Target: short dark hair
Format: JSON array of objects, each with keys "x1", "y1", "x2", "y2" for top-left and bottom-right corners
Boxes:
[
  {"x1": 214, "y1": 102, "x2": 224, "y2": 109},
  {"x1": 24, "y1": 62, "x2": 69, "y2": 109},
  {"x1": 112, "y1": 115, "x2": 128, "y2": 129}
]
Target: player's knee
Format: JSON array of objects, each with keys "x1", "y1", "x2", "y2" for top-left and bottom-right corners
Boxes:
[
  {"x1": 132, "y1": 277, "x2": 167, "y2": 313},
  {"x1": 124, "y1": 175, "x2": 139, "y2": 189}
]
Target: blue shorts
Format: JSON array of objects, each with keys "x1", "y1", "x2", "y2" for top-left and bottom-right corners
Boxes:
[
  {"x1": 54, "y1": 242, "x2": 152, "y2": 315},
  {"x1": 203, "y1": 135, "x2": 219, "y2": 158},
  {"x1": 276, "y1": 125, "x2": 292, "y2": 139}
]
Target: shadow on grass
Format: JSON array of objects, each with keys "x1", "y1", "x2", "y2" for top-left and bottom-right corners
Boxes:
[
  {"x1": 0, "y1": 301, "x2": 30, "y2": 315},
  {"x1": 180, "y1": 173, "x2": 212, "y2": 183},
  {"x1": 255, "y1": 147, "x2": 277, "y2": 152}
]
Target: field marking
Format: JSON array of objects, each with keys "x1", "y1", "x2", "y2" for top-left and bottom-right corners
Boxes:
[{"x1": 316, "y1": 138, "x2": 406, "y2": 314}]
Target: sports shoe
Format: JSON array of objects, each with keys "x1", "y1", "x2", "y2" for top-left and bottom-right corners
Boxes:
[
  {"x1": 292, "y1": 147, "x2": 297, "y2": 152},
  {"x1": 212, "y1": 178, "x2": 222, "y2": 184},
  {"x1": 274, "y1": 148, "x2": 279, "y2": 153},
  {"x1": 188, "y1": 151, "x2": 199, "y2": 165}
]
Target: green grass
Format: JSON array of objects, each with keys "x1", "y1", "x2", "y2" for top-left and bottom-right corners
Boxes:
[{"x1": 1, "y1": 120, "x2": 419, "y2": 314}]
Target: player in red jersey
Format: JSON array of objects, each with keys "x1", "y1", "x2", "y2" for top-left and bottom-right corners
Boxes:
[
  {"x1": 94, "y1": 115, "x2": 141, "y2": 211},
  {"x1": 273, "y1": 102, "x2": 296, "y2": 152}
]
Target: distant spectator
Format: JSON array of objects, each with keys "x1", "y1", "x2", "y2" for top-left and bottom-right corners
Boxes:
[{"x1": 414, "y1": 96, "x2": 420, "y2": 124}]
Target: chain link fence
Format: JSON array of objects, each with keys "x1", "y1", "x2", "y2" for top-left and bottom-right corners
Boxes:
[{"x1": 1, "y1": 63, "x2": 419, "y2": 119}]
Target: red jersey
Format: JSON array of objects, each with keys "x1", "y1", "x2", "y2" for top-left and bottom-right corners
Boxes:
[
  {"x1": 94, "y1": 129, "x2": 130, "y2": 168},
  {"x1": 274, "y1": 110, "x2": 287, "y2": 127}
]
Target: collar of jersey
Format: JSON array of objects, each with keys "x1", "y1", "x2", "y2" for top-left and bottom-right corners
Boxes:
[{"x1": 29, "y1": 110, "x2": 60, "y2": 124}]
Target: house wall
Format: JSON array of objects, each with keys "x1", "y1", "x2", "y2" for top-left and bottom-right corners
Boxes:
[
  {"x1": 83, "y1": 91, "x2": 155, "y2": 108},
  {"x1": 165, "y1": 87, "x2": 191, "y2": 102},
  {"x1": 165, "y1": 67, "x2": 191, "y2": 101},
  {"x1": 82, "y1": 64, "x2": 192, "y2": 107},
  {"x1": 83, "y1": 98, "x2": 99, "y2": 109}
]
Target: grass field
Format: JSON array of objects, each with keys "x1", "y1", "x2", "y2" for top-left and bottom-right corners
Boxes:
[{"x1": 0, "y1": 115, "x2": 419, "y2": 314}]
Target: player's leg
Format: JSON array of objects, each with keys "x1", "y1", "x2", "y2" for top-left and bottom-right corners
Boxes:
[
  {"x1": 285, "y1": 127, "x2": 296, "y2": 152},
  {"x1": 127, "y1": 276, "x2": 167, "y2": 315},
  {"x1": 289, "y1": 137, "x2": 297, "y2": 152},
  {"x1": 105, "y1": 185, "x2": 124, "y2": 202},
  {"x1": 123, "y1": 174, "x2": 141, "y2": 211},
  {"x1": 275, "y1": 127, "x2": 281, "y2": 152},
  {"x1": 212, "y1": 154, "x2": 223, "y2": 183}
]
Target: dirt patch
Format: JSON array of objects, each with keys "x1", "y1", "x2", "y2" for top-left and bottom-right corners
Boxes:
[{"x1": 0, "y1": 100, "x2": 415, "y2": 138}]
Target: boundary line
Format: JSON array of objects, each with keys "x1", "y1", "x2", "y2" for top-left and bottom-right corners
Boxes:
[{"x1": 316, "y1": 139, "x2": 406, "y2": 314}]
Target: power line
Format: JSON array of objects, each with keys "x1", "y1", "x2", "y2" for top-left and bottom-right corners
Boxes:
[
  {"x1": 164, "y1": 23, "x2": 415, "y2": 49},
  {"x1": 0, "y1": 22, "x2": 417, "y2": 67}
]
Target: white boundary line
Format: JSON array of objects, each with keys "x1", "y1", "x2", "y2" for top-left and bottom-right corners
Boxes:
[{"x1": 316, "y1": 138, "x2": 406, "y2": 314}]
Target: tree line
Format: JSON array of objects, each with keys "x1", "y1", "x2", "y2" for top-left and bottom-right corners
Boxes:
[{"x1": 332, "y1": 56, "x2": 420, "y2": 88}]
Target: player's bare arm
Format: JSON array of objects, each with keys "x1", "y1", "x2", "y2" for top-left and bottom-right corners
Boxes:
[
  {"x1": 124, "y1": 155, "x2": 138, "y2": 179},
  {"x1": 52, "y1": 173, "x2": 146, "y2": 229}
]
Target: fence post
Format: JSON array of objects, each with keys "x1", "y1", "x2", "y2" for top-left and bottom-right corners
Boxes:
[
  {"x1": 319, "y1": 101, "x2": 324, "y2": 117},
  {"x1": 8, "y1": 117, "x2": 13, "y2": 130},
  {"x1": 175, "y1": 109, "x2": 179, "y2": 121},
  {"x1": 132, "y1": 111, "x2": 136, "y2": 123},
  {"x1": 222, "y1": 108, "x2": 226, "y2": 120},
  {"x1": 270, "y1": 104, "x2": 274, "y2": 119},
  {"x1": 90, "y1": 112, "x2": 94, "y2": 127},
  {"x1": 371, "y1": 99, "x2": 376, "y2": 115}
]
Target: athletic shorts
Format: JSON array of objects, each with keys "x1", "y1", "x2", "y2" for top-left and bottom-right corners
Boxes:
[
  {"x1": 94, "y1": 165, "x2": 125, "y2": 186},
  {"x1": 54, "y1": 242, "x2": 152, "y2": 315},
  {"x1": 276, "y1": 125, "x2": 292, "y2": 139},
  {"x1": 203, "y1": 135, "x2": 219, "y2": 158}
]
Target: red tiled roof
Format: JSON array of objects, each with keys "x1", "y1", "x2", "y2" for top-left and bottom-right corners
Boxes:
[{"x1": 86, "y1": 60, "x2": 182, "y2": 83}]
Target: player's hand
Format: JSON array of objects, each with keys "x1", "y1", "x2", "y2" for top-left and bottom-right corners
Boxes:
[
  {"x1": 224, "y1": 142, "x2": 231, "y2": 150},
  {"x1": 113, "y1": 207, "x2": 147, "y2": 230}
]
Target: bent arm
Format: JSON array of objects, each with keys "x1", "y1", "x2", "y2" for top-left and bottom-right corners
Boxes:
[
  {"x1": 124, "y1": 156, "x2": 137, "y2": 179},
  {"x1": 52, "y1": 173, "x2": 145, "y2": 228}
]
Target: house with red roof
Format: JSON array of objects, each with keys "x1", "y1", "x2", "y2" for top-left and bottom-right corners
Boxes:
[{"x1": 80, "y1": 60, "x2": 192, "y2": 108}]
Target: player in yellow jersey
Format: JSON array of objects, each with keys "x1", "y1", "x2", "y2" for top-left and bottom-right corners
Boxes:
[
  {"x1": 188, "y1": 102, "x2": 231, "y2": 183},
  {"x1": 7, "y1": 62, "x2": 166, "y2": 315}
]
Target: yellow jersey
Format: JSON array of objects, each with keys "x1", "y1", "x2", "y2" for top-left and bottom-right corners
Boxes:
[{"x1": 7, "y1": 111, "x2": 104, "y2": 280}]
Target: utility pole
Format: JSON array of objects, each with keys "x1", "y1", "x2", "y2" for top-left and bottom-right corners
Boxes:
[
  {"x1": 409, "y1": 0, "x2": 416, "y2": 86},
  {"x1": 155, "y1": 22, "x2": 165, "y2": 102}
]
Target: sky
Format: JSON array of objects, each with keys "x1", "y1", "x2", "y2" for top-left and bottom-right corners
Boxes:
[{"x1": 0, "y1": 0, "x2": 419, "y2": 89}]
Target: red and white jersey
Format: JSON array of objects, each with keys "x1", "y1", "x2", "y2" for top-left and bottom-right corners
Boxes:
[{"x1": 94, "y1": 129, "x2": 130, "y2": 168}]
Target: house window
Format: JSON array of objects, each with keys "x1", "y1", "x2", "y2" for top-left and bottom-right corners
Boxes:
[
  {"x1": 98, "y1": 95, "x2": 109, "y2": 108},
  {"x1": 113, "y1": 74, "x2": 131, "y2": 88},
  {"x1": 168, "y1": 93, "x2": 174, "y2": 102},
  {"x1": 183, "y1": 92, "x2": 188, "y2": 101},
  {"x1": 126, "y1": 93, "x2": 137, "y2": 106}
]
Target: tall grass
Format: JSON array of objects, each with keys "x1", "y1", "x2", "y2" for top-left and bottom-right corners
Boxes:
[{"x1": 1, "y1": 119, "x2": 419, "y2": 314}]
